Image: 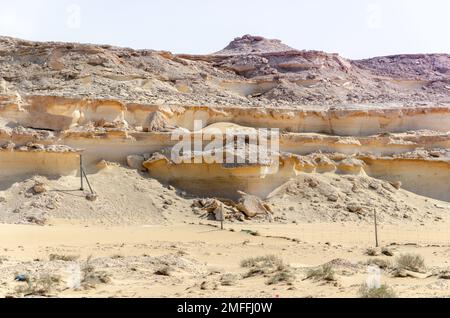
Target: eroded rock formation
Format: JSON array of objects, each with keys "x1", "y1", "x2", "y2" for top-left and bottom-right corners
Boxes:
[{"x1": 0, "y1": 35, "x2": 449, "y2": 225}]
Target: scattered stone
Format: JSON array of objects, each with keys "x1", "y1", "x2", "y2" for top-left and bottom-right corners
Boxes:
[
  {"x1": 327, "y1": 193, "x2": 339, "y2": 202},
  {"x1": 26, "y1": 142, "x2": 45, "y2": 151},
  {"x1": 347, "y1": 203, "x2": 363, "y2": 214},
  {"x1": 429, "y1": 151, "x2": 441, "y2": 158},
  {"x1": 86, "y1": 193, "x2": 98, "y2": 201},
  {"x1": 1, "y1": 142, "x2": 15, "y2": 150},
  {"x1": 381, "y1": 247, "x2": 394, "y2": 257},
  {"x1": 200, "y1": 280, "x2": 218, "y2": 290},
  {"x1": 164, "y1": 199, "x2": 174, "y2": 206},
  {"x1": 365, "y1": 247, "x2": 381, "y2": 256},
  {"x1": 46, "y1": 202, "x2": 57, "y2": 210},
  {"x1": 439, "y1": 271, "x2": 450, "y2": 279},
  {"x1": 26, "y1": 215, "x2": 47, "y2": 226},
  {"x1": 395, "y1": 269, "x2": 431, "y2": 279},
  {"x1": 32, "y1": 182, "x2": 47, "y2": 195},
  {"x1": 14, "y1": 274, "x2": 30, "y2": 282},
  {"x1": 236, "y1": 191, "x2": 272, "y2": 218},
  {"x1": 192, "y1": 207, "x2": 202, "y2": 215},
  {"x1": 389, "y1": 181, "x2": 402, "y2": 190},
  {"x1": 307, "y1": 178, "x2": 319, "y2": 188}
]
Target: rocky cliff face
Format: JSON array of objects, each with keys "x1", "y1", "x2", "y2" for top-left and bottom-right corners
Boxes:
[
  {"x1": 0, "y1": 35, "x2": 449, "y2": 225},
  {"x1": 1, "y1": 34, "x2": 449, "y2": 107}
]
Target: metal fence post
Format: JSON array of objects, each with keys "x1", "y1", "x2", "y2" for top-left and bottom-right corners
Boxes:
[
  {"x1": 80, "y1": 154, "x2": 84, "y2": 191},
  {"x1": 374, "y1": 208, "x2": 379, "y2": 247}
]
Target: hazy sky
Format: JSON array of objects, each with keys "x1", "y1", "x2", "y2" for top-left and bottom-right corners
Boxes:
[{"x1": 0, "y1": 0, "x2": 448, "y2": 59}]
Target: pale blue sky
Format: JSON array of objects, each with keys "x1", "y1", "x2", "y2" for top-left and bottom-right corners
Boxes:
[{"x1": 0, "y1": 0, "x2": 448, "y2": 59}]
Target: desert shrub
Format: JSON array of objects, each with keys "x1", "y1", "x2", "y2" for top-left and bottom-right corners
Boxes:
[
  {"x1": 81, "y1": 257, "x2": 111, "y2": 289},
  {"x1": 16, "y1": 273, "x2": 61, "y2": 296},
  {"x1": 359, "y1": 284, "x2": 396, "y2": 298},
  {"x1": 154, "y1": 265, "x2": 172, "y2": 276},
  {"x1": 241, "y1": 255, "x2": 295, "y2": 284},
  {"x1": 366, "y1": 258, "x2": 392, "y2": 270},
  {"x1": 305, "y1": 264, "x2": 336, "y2": 282},
  {"x1": 365, "y1": 248, "x2": 379, "y2": 256},
  {"x1": 243, "y1": 266, "x2": 267, "y2": 278},
  {"x1": 241, "y1": 255, "x2": 283, "y2": 278},
  {"x1": 381, "y1": 247, "x2": 394, "y2": 256},
  {"x1": 266, "y1": 268, "x2": 295, "y2": 285},
  {"x1": 220, "y1": 273, "x2": 238, "y2": 286},
  {"x1": 395, "y1": 254, "x2": 425, "y2": 272},
  {"x1": 241, "y1": 255, "x2": 282, "y2": 269},
  {"x1": 49, "y1": 254, "x2": 79, "y2": 262}
]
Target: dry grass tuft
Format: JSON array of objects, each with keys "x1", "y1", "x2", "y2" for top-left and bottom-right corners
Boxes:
[
  {"x1": 49, "y1": 254, "x2": 79, "y2": 262},
  {"x1": 241, "y1": 255, "x2": 282, "y2": 269},
  {"x1": 81, "y1": 256, "x2": 112, "y2": 289},
  {"x1": 240, "y1": 255, "x2": 295, "y2": 285},
  {"x1": 266, "y1": 268, "x2": 295, "y2": 285},
  {"x1": 359, "y1": 284, "x2": 396, "y2": 298},
  {"x1": 220, "y1": 273, "x2": 238, "y2": 286},
  {"x1": 395, "y1": 254, "x2": 425, "y2": 272},
  {"x1": 154, "y1": 265, "x2": 172, "y2": 276},
  {"x1": 365, "y1": 258, "x2": 392, "y2": 270},
  {"x1": 305, "y1": 264, "x2": 336, "y2": 282}
]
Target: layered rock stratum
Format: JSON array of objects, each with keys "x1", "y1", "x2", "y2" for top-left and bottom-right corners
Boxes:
[{"x1": 0, "y1": 34, "x2": 449, "y2": 225}]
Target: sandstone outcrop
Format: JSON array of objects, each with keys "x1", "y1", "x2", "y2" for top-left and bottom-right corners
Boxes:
[{"x1": 0, "y1": 35, "x2": 449, "y2": 225}]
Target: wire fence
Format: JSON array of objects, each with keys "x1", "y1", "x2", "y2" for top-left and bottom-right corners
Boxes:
[
  {"x1": 79, "y1": 155, "x2": 95, "y2": 195},
  {"x1": 221, "y1": 222, "x2": 450, "y2": 247}
]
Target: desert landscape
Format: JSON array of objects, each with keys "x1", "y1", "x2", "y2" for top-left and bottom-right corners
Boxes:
[{"x1": 0, "y1": 34, "x2": 449, "y2": 298}]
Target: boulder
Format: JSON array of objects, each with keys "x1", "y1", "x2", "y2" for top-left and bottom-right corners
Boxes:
[
  {"x1": 389, "y1": 181, "x2": 402, "y2": 190},
  {"x1": 396, "y1": 269, "x2": 431, "y2": 279},
  {"x1": 347, "y1": 202, "x2": 363, "y2": 214},
  {"x1": 86, "y1": 193, "x2": 98, "y2": 201},
  {"x1": 32, "y1": 182, "x2": 47, "y2": 195},
  {"x1": 126, "y1": 155, "x2": 146, "y2": 171},
  {"x1": 235, "y1": 191, "x2": 271, "y2": 218}
]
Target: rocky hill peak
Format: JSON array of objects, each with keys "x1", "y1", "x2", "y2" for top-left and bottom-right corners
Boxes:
[{"x1": 215, "y1": 34, "x2": 296, "y2": 55}]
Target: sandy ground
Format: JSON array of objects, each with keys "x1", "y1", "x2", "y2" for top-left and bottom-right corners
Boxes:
[
  {"x1": 0, "y1": 165, "x2": 449, "y2": 298},
  {"x1": 1, "y1": 165, "x2": 448, "y2": 227},
  {"x1": 0, "y1": 221, "x2": 449, "y2": 298}
]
